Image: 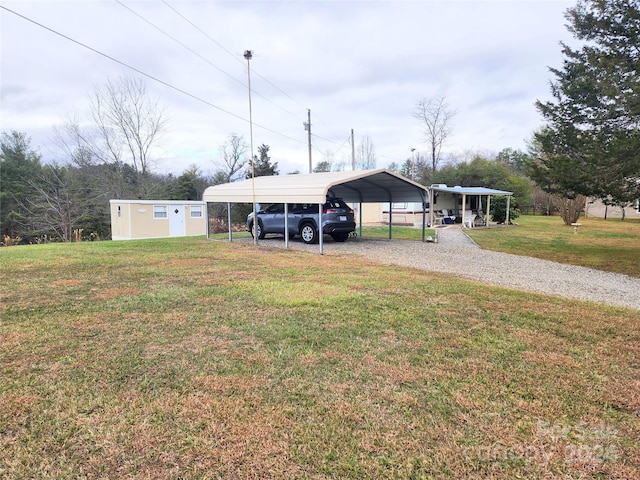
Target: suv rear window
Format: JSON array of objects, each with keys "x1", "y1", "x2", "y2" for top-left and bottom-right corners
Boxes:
[{"x1": 324, "y1": 199, "x2": 348, "y2": 209}]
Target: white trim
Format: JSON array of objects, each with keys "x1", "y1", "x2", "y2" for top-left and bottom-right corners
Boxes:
[
  {"x1": 190, "y1": 205, "x2": 203, "y2": 218},
  {"x1": 112, "y1": 234, "x2": 205, "y2": 241},
  {"x1": 110, "y1": 199, "x2": 206, "y2": 206},
  {"x1": 153, "y1": 205, "x2": 168, "y2": 219}
]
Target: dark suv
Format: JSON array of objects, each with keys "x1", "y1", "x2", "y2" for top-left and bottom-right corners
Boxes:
[{"x1": 247, "y1": 198, "x2": 356, "y2": 244}]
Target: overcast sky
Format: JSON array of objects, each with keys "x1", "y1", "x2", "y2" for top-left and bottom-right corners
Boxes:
[{"x1": 1, "y1": 0, "x2": 575, "y2": 176}]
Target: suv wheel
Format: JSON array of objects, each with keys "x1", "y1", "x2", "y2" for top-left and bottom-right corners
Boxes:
[
  {"x1": 300, "y1": 223, "x2": 318, "y2": 244},
  {"x1": 249, "y1": 221, "x2": 265, "y2": 239}
]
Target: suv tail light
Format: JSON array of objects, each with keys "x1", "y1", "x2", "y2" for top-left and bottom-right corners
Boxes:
[{"x1": 323, "y1": 208, "x2": 338, "y2": 214}]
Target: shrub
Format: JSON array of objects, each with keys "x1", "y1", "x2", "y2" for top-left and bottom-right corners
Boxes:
[{"x1": 491, "y1": 195, "x2": 520, "y2": 224}]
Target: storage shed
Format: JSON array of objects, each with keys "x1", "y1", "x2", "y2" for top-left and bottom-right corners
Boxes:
[{"x1": 110, "y1": 200, "x2": 207, "y2": 240}]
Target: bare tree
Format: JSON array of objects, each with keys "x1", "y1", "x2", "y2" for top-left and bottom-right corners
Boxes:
[
  {"x1": 551, "y1": 194, "x2": 587, "y2": 226},
  {"x1": 355, "y1": 135, "x2": 377, "y2": 170},
  {"x1": 22, "y1": 164, "x2": 96, "y2": 242},
  {"x1": 52, "y1": 76, "x2": 167, "y2": 199},
  {"x1": 413, "y1": 95, "x2": 456, "y2": 173},
  {"x1": 529, "y1": 184, "x2": 553, "y2": 216},
  {"x1": 399, "y1": 151, "x2": 430, "y2": 184},
  {"x1": 53, "y1": 118, "x2": 140, "y2": 200},
  {"x1": 53, "y1": 116, "x2": 96, "y2": 167},
  {"x1": 88, "y1": 76, "x2": 166, "y2": 176},
  {"x1": 217, "y1": 133, "x2": 248, "y2": 183}
]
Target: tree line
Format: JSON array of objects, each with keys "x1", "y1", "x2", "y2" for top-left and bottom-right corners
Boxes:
[
  {"x1": 2, "y1": 0, "x2": 638, "y2": 243},
  {"x1": 393, "y1": 0, "x2": 640, "y2": 225},
  {"x1": 0, "y1": 129, "x2": 281, "y2": 243}
]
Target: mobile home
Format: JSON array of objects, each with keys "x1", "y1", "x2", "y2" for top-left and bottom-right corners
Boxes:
[{"x1": 110, "y1": 200, "x2": 207, "y2": 240}]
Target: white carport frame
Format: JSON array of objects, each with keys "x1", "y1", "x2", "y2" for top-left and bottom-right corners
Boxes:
[
  {"x1": 202, "y1": 169, "x2": 430, "y2": 254},
  {"x1": 428, "y1": 185, "x2": 513, "y2": 228}
]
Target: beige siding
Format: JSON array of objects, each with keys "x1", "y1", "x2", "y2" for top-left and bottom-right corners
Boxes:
[
  {"x1": 110, "y1": 202, "x2": 131, "y2": 240},
  {"x1": 110, "y1": 200, "x2": 207, "y2": 240},
  {"x1": 185, "y1": 204, "x2": 207, "y2": 236},
  {"x1": 131, "y1": 204, "x2": 170, "y2": 239},
  {"x1": 354, "y1": 203, "x2": 385, "y2": 224}
]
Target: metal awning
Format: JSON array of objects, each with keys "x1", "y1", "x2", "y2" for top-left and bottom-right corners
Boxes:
[
  {"x1": 428, "y1": 184, "x2": 513, "y2": 228},
  {"x1": 429, "y1": 185, "x2": 513, "y2": 196},
  {"x1": 202, "y1": 168, "x2": 429, "y2": 204}
]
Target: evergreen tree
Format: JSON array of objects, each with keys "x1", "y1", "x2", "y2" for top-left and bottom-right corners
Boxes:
[
  {"x1": 496, "y1": 148, "x2": 531, "y2": 175},
  {"x1": 246, "y1": 144, "x2": 279, "y2": 178},
  {"x1": 0, "y1": 131, "x2": 43, "y2": 240},
  {"x1": 313, "y1": 160, "x2": 331, "y2": 173},
  {"x1": 432, "y1": 155, "x2": 532, "y2": 211},
  {"x1": 532, "y1": 0, "x2": 640, "y2": 208},
  {"x1": 171, "y1": 165, "x2": 204, "y2": 200}
]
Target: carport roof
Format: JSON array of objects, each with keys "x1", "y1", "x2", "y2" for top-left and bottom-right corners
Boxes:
[{"x1": 202, "y1": 169, "x2": 429, "y2": 204}]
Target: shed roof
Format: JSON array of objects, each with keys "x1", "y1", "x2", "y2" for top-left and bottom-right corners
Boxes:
[
  {"x1": 202, "y1": 169, "x2": 429, "y2": 204},
  {"x1": 109, "y1": 200, "x2": 206, "y2": 205}
]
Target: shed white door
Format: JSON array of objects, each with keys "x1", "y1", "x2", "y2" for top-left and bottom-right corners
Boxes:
[{"x1": 169, "y1": 206, "x2": 186, "y2": 236}]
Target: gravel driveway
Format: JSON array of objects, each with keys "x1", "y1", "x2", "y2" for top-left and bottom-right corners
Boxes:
[{"x1": 239, "y1": 226, "x2": 640, "y2": 310}]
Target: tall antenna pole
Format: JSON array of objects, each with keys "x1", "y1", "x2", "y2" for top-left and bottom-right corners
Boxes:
[
  {"x1": 244, "y1": 49, "x2": 257, "y2": 245},
  {"x1": 351, "y1": 128, "x2": 355, "y2": 170},
  {"x1": 305, "y1": 108, "x2": 312, "y2": 173}
]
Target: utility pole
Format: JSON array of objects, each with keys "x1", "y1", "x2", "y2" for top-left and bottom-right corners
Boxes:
[
  {"x1": 351, "y1": 128, "x2": 355, "y2": 170},
  {"x1": 244, "y1": 49, "x2": 257, "y2": 245},
  {"x1": 304, "y1": 109, "x2": 312, "y2": 173}
]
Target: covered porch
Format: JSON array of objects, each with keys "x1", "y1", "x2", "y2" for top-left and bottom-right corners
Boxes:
[{"x1": 428, "y1": 185, "x2": 513, "y2": 229}]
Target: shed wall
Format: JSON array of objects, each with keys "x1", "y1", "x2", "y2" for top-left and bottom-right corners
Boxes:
[{"x1": 110, "y1": 200, "x2": 206, "y2": 240}]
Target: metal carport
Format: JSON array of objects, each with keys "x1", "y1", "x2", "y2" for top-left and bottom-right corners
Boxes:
[{"x1": 202, "y1": 169, "x2": 430, "y2": 254}]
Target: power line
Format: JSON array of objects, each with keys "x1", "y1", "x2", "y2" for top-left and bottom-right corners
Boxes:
[
  {"x1": 161, "y1": 0, "x2": 241, "y2": 66},
  {"x1": 313, "y1": 133, "x2": 352, "y2": 157},
  {"x1": 162, "y1": 0, "x2": 302, "y2": 105},
  {"x1": 160, "y1": 0, "x2": 338, "y2": 139},
  {"x1": 115, "y1": 0, "x2": 245, "y2": 89},
  {"x1": 0, "y1": 5, "x2": 304, "y2": 145},
  {"x1": 118, "y1": 0, "x2": 302, "y2": 121}
]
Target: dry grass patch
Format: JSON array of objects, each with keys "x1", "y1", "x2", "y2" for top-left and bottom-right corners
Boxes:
[
  {"x1": 1, "y1": 237, "x2": 638, "y2": 479},
  {"x1": 93, "y1": 286, "x2": 143, "y2": 301}
]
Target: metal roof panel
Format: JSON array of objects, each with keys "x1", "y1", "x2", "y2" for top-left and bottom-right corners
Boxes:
[{"x1": 202, "y1": 169, "x2": 430, "y2": 204}]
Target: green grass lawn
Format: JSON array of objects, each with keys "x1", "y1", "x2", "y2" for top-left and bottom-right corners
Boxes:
[
  {"x1": 1, "y1": 234, "x2": 638, "y2": 479},
  {"x1": 466, "y1": 215, "x2": 640, "y2": 278},
  {"x1": 212, "y1": 225, "x2": 436, "y2": 242}
]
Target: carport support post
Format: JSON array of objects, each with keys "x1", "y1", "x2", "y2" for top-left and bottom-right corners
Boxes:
[
  {"x1": 227, "y1": 202, "x2": 232, "y2": 241},
  {"x1": 388, "y1": 204, "x2": 392, "y2": 239},
  {"x1": 422, "y1": 203, "x2": 426, "y2": 242},
  {"x1": 461, "y1": 194, "x2": 467, "y2": 228},
  {"x1": 284, "y1": 203, "x2": 289, "y2": 248},
  {"x1": 486, "y1": 195, "x2": 492, "y2": 227},
  {"x1": 506, "y1": 195, "x2": 511, "y2": 225},
  {"x1": 205, "y1": 203, "x2": 210, "y2": 239},
  {"x1": 318, "y1": 203, "x2": 324, "y2": 255},
  {"x1": 429, "y1": 189, "x2": 435, "y2": 229}
]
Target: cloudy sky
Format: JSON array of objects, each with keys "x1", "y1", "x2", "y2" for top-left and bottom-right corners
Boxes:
[{"x1": 1, "y1": 0, "x2": 575, "y2": 176}]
